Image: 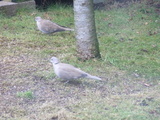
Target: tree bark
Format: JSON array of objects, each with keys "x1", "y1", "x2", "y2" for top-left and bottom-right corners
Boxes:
[{"x1": 74, "y1": 0, "x2": 101, "y2": 60}]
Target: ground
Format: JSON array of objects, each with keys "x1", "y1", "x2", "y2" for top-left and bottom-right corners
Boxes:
[{"x1": 0, "y1": 1, "x2": 160, "y2": 120}]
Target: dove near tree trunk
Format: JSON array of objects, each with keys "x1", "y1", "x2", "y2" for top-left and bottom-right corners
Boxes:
[
  {"x1": 50, "y1": 57, "x2": 102, "y2": 82},
  {"x1": 74, "y1": 0, "x2": 101, "y2": 60},
  {"x1": 35, "y1": 17, "x2": 74, "y2": 34}
]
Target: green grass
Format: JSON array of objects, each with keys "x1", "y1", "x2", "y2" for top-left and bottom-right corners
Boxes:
[
  {"x1": 17, "y1": 90, "x2": 34, "y2": 99},
  {"x1": 95, "y1": 3, "x2": 160, "y2": 78},
  {"x1": 0, "y1": 2, "x2": 160, "y2": 120},
  {"x1": 13, "y1": 0, "x2": 30, "y2": 3}
]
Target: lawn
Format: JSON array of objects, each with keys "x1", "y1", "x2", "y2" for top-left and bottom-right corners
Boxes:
[{"x1": 0, "y1": 1, "x2": 160, "y2": 120}]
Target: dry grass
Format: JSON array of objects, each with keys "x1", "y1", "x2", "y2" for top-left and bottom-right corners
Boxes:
[{"x1": 0, "y1": 2, "x2": 160, "y2": 120}]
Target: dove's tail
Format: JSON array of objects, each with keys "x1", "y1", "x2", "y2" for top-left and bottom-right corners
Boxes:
[
  {"x1": 63, "y1": 27, "x2": 74, "y2": 31},
  {"x1": 58, "y1": 25, "x2": 74, "y2": 31},
  {"x1": 87, "y1": 74, "x2": 102, "y2": 80}
]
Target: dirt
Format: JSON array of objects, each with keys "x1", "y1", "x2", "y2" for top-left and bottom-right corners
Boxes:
[
  {"x1": 0, "y1": 1, "x2": 160, "y2": 117},
  {"x1": 0, "y1": 49, "x2": 154, "y2": 119}
]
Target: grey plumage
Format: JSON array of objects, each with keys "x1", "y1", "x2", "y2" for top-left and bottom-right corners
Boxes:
[
  {"x1": 35, "y1": 16, "x2": 74, "y2": 34},
  {"x1": 50, "y1": 57, "x2": 102, "y2": 81}
]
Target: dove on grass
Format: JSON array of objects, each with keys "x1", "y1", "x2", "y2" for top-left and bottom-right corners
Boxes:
[
  {"x1": 50, "y1": 57, "x2": 102, "y2": 82},
  {"x1": 35, "y1": 16, "x2": 74, "y2": 34}
]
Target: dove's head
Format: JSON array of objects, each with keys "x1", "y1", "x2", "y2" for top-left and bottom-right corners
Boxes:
[
  {"x1": 50, "y1": 57, "x2": 60, "y2": 65},
  {"x1": 35, "y1": 16, "x2": 42, "y2": 22}
]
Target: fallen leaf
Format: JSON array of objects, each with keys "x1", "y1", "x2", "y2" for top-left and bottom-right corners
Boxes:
[
  {"x1": 145, "y1": 22, "x2": 148, "y2": 25},
  {"x1": 143, "y1": 83, "x2": 150, "y2": 87}
]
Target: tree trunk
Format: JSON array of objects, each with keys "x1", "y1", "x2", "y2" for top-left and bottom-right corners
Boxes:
[{"x1": 74, "y1": 0, "x2": 101, "y2": 60}]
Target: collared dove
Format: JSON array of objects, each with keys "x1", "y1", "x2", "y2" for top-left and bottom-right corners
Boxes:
[
  {"x1": 35, "y1": 16, "x2": 74, "y2": 34},
  {"x1": 50, "y1": 57, "x2": 102, "y2": 81}
]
